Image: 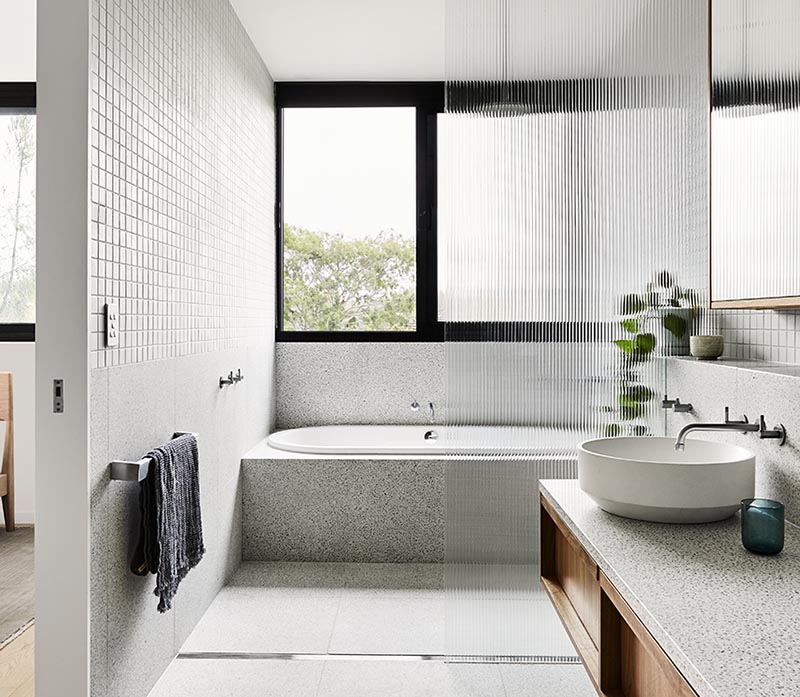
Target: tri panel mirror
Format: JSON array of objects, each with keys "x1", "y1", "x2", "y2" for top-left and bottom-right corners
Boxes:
[{"x1": 711, "y1": 0, "x2": 800, "y2": 308}]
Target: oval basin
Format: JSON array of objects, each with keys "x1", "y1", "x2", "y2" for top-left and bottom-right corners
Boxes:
[{"x1": 578, "y1": 437, "x2": 755, "y2": 524}]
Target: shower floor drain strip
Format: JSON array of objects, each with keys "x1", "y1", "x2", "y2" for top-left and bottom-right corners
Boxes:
[{"x1": 177, "y1": 652, "x2": 581, "y2": 664}]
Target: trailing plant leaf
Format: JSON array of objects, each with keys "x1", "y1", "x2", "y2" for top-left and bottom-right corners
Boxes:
[
  {"x1": 623, "y1": 385, "x2": 656, "y2": 403},
  {"x1": 620, "y1": 319, "x2": 639, "y2": 334},
  {"x1": 635, "y1": 333, "x2": 656, "y2": 354},
  {"x1": 682, "y1": 288, "x2": 699, "y2": 306},
  {"x1": 614, "y1": 339, "x2": 636, "y2": 354},
  {"x1": 620, "y1": 293, "x2": 645, "y2": 315},
  {"x1": 620, "y1": 403, "x2": 646, "y2": 420},
  {"x1": 662, "y1": 312, "x2": 688, "y2": 338},
  {"x1": 656, "y1": 270, "x2": 675, "y2": 288}
]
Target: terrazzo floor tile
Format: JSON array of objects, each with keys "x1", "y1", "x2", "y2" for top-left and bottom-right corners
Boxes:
[
  {"x1": 447, "y1": 597, "x2": 577, "y2": 658},
  {"x1": 147, "y1": 658, "x2": 324, "y2": 697},
  {"x1": 180, "y1": 562, "x2": 577, "y2": 661},
  {"x1": 180, "y1": 585, "x2": 341, "y2": 654},
  {"x1": 316, "y1": 660, "x2": 505, "y2": 697},
  {"x1": 328, "y1": 590, "x2": 445, "y2": 655},
  {"x1": 500, "y1": 664, "x2": 596, "y2": 696}
]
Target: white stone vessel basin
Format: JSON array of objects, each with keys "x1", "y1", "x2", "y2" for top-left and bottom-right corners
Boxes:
[{"x1": 578, "y1": 437, "x2": 755, "y2": 523}]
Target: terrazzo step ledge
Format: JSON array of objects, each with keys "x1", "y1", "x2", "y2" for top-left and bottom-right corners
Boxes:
[{"x1": 539, "y1": 479, "x2": 800, "y2": 697}]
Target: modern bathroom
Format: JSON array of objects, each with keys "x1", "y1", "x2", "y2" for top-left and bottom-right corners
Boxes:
[{"x1": 0, "y1": 0, "x2": 797, "y2": 695}]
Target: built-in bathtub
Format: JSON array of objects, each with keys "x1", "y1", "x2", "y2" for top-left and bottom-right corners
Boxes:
[
  {"x1": 242, "y1": 425, "x2": 579, "y2": 565},
  {"x1": 266, "y1": 424, "x2": 582, "y2": 457}
]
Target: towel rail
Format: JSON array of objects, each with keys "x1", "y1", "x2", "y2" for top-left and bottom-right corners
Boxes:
[{"x1": 109, "y1": 432, "x2": 198, "y2": 482}]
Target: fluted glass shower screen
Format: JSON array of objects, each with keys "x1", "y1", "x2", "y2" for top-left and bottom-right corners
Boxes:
[{"x1": 440, "y1": 0, "x2": 710, "y2": 660}]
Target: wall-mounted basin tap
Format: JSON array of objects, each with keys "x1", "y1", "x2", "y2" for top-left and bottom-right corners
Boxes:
[
  {"x1": 674, "y1": 420, "x2": 759, "y2": 450},
  {"x1": 674, "y1": 408, "x2": 787, "y2": 450}
]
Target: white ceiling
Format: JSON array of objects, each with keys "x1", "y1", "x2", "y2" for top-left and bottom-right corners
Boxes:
[{"x1": 229, "y1": 0, "x2": 446, "y2": 82}]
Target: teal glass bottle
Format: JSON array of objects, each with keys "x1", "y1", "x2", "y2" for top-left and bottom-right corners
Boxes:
[{"x1": 741, "y1": 498, "x2": 784, "y2": 555}]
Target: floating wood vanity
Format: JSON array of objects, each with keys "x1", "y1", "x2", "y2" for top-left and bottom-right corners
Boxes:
[
  {"x1": 539, "y1": 479, "x2": 800, "y2": 697},
  {"x1": 541, "y1": 493, "x2": 697, "y2": 696}
]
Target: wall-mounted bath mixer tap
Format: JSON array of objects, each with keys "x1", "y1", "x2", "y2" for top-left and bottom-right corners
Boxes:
[
  {"x1": 219, "y1": 371, "x2": 235, "y2": 388},
  {"x1": 662, "y1": 395, "x2": 693, "y2": 413},
  {"x1": 232, "y1": 368, "x2": 245, "y2": 383}
]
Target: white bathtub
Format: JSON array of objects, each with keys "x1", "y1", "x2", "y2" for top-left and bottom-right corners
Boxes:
[{"x1": 266, "y1": 424, "x2": 581, "y2": 456}]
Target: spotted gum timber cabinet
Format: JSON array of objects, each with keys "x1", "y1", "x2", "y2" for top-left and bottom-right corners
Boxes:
[{"x1": 540, "y1": 495, "x2": 696, "y2": 697}]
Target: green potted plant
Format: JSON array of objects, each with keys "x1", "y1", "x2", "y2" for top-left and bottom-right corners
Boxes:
[{"x1": 605, "y1": 271, "x2": 698, "y2": 437}]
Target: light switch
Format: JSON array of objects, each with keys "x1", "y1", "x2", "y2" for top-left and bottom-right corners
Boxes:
[{"x1": 105, "y1": 301, "x2": 119, "y2": 347}]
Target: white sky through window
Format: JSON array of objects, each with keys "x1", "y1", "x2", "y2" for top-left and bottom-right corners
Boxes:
[{"x1": 283, "y1": 107, "x2": 416, "y2": 240}]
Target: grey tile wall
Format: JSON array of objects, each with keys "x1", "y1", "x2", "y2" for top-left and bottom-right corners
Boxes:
[
  {"x1": 718, "y1": 310, "x2": 800, "y2": 363},
  {"x1": 666, "y1": 357, "x2": 800, "y2": 522},
  {"x1": 87, "y1": 2, "x2": 275, "y2": 696}
]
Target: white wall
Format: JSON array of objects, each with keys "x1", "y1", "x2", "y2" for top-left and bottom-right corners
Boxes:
[
  {"x1": 0, "y1": 343, "x2": 34, "y2": 524},
  {"x1": 36, "y1": 0, "x2": 91, "y2": 694},
  {"x1": 0, "y1": 0, "x2": 36, "y2": 81}
]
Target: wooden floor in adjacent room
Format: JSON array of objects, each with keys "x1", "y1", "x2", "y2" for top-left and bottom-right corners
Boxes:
[{"x1": 0, "y1": 625, "x2": 34, "y2": 697}]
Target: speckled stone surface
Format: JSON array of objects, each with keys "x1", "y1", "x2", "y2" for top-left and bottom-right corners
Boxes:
[
  {"x1": 242, "y1": 457, "x2": 446, "y2": 562},
  {"x1": 540, "y1": 480, "x2": 800, "y2": 697},
  {"x1": 275, "y1": 343, "x2": 445, "y2": 429},
  {"x1": 667, "y1": 357, "x2": 800, "y2": 522}
]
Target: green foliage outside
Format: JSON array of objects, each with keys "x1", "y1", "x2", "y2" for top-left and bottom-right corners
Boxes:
[
  {"x1": 0, "y1": 115, "x2": 36, "y2": 323},
  {"x1": 283, "y1": 224, "x2": 416, "y2": 332}
]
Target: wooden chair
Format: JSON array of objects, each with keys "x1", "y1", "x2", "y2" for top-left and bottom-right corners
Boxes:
[{"x1": 0, "y1": 373, "x2": 14, "y2": 532}]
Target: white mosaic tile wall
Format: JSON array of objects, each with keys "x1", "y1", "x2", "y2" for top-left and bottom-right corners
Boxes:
[
  {"x1": 719, "y1": 310, "x2": 800, "y2": 363},
  {"x1": 88, "y1": 2, "x2": 275, "y2": 697},
  {"x1": 90, "y1": 0, "x2": 274, "y2": 368}
]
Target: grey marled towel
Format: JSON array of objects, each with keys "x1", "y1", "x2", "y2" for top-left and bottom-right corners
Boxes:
[{"x1": 131, "y1": 433, "x2": 205, "y2": 612}]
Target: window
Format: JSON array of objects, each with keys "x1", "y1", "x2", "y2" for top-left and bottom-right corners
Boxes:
[
  {"x1": 276, "y1": 83, "x2": 443, "y2": 341},
  {"x1": 0, "y1": 83, "x2": 35, "y2": 341}
]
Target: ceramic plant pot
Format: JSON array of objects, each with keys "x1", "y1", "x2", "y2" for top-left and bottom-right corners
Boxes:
[{"x1": 690, "y1": 334, "x2": 724, "y2": 360}]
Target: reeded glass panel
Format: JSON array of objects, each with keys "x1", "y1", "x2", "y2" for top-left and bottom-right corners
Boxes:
[
  {"x1": 282, "y1": 107, "x2": 417, "y2": 332},
  {"x1": 442, "y1": 0, "x2": 709, "y2": 662},
  {"x1": 711, "y1": 0, "x2": 800, "y2": 303},
  {"x1": 0, "y1": 114, "x2": 35, "y2": 323}
]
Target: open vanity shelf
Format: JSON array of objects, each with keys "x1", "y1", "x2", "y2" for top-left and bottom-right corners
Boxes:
[{"x1": 541, "y1": 495, "x2": 696, "y2": 696}]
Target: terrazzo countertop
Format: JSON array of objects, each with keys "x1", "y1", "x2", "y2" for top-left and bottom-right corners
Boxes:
[{"x1": 539, "y1": 480, "x2": 800, "y2": 697}]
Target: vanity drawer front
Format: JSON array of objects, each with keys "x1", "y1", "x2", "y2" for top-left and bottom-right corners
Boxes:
[
  {"x1": 541, "y1": 497, "x2": 601, "y2": 685},
  {"x1": 600, "y1": 573, "x2": 697, "y2": 697}
]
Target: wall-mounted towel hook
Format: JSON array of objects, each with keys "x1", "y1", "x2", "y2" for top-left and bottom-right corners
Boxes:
[{"x1": 110, "y1": 432, "x2": 198, "y2": 482}]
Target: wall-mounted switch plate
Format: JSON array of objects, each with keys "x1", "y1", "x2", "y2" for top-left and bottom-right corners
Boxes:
[
  {"x1": 105, "y1": 301, "x2": 119, "y2": 347},
  {"x1": 53, "y1": 379, "x2": 64, "y2": 414}
]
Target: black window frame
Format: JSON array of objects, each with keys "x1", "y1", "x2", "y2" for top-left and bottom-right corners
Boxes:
[
  {"x1": 0, "y1": 82, "x2": 36, "y2": 343},
  {"x1": 275, "y1": 82, "x2": 444, "y2": 343}
]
